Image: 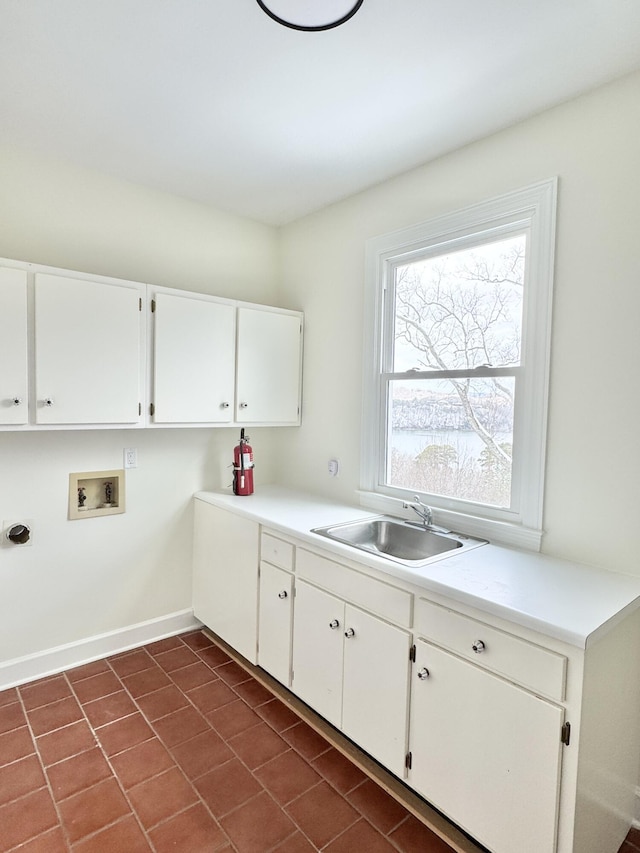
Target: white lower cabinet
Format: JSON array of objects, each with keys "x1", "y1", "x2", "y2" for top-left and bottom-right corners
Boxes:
[
  {"x1": 340, "y1": 602, "x2": 412, "y2": 777},
  {"x1": 258, "y1": 561, "x2": 294, "y2": 686},
  {"x1": 409, "y1": 639, "x2": 563, "y2": 853},
  {"x1": 292, "y1": 578, "x2": 411, "y2": 777},
  {"x1": 291, "y1": 581, "x2": 344, "y2": 727},
  {"x1": 192, "y1": 498, "x2": 640, "y2": 853},
  {"x1": 192, "y1": 501, "x2": 259, "y2": 664}
]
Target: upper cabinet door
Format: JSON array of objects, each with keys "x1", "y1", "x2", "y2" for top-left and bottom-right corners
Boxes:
[
  {"x1": 0, "y1": 266, "x2": 28, "y2": 425},
  {"x1": 236, "y1": 307, "x2": 302, "y2": 425},
  {"x1": 34, "y1": 273, "x2": 143, "y2": 425},
  {"x1": 151, "y1": 291, "x2": 235, "y2": 424}
]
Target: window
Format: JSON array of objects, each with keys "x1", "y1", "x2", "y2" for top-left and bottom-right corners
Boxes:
[{"x1": 361, "y1": 180, "x2": 557, "y2": 549}]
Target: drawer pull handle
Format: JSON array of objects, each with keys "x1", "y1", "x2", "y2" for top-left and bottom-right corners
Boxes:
[
  {"x1": 417, "y1": 667, "x2": 430, "y2": 680},
  {"x1": 329, "y1": 619, "x2": 340, "y2": 629},
  {"x1": 278, "y1": 590, "x2": 288, "y2": 599},
  {"x1": 472, "y1": 640, "x2": 486, "y2": 654},
  {"x1": 344, "y1": 628, "x2": 355, "y2": 639}
]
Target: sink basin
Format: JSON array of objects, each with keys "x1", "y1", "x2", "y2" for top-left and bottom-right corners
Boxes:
[{"x1": 311, "y1": 516, "x2": 486, "y2": 567}]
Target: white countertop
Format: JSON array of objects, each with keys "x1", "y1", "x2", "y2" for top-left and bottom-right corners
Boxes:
[{"x1": 194, "y1": 485, "x2": 640, "y2": 649}]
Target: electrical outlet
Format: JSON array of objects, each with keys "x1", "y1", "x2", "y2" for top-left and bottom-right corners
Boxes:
[
  {"x1": 124, "y1": 448, "x2": 138, "y2": 469},
  {"x1": 328, "y1": 458, "x2": 340, "y2": 477}
]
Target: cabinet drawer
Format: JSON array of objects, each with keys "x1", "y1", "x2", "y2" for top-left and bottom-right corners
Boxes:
[
  {"x1": 415, "y1": 598, "x2": 566, "y2": 701},
  {"x1": 261, "y1": 532, "x2": 294, "y2": 571},
  {"x1": 297, "y1": 548, "x2": 412, "y2": 627}
]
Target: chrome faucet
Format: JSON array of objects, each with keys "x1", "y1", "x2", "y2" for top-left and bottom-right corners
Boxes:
[{"x1": 403, "y1": 495, "x2": 433, "y2": 528}]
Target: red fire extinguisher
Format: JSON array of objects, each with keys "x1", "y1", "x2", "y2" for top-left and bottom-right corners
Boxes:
[{"x1": 233, "y1": 429, "x2": 254, "y2": 496}]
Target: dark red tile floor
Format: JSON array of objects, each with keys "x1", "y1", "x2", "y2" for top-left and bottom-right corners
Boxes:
[{"x1": 0, "y1": 630, "x2": 636, "y2": 852}]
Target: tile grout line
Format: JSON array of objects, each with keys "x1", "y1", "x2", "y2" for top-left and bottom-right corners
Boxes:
[
  {"x1": 108, "y1": 635, "x2": 253, "y2": 851},
  {"x1": 4, "y1": 630, "x2": 572, "y2": 853},
  {"x1": 102, "y1": 635, "x2": 234, "y2": 851},
  {"x1": 63, "y1": 662, "x2": 160, "y2": 852},
  {"x1": 188, "y1": 635, "x2": 411, "y2": 853},
  {"x1": 3, "y1": 631, "x2": 441, "y2": 853},
  {"x1": 9, "y1": 682, "x2": 74, "y2": 852}
]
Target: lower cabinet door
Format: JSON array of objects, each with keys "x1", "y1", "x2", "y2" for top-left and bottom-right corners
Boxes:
[
  {"x1": 292, "y1": 580, "x2": 344, "y2": 728},
  {"x1": 258, "y1": 562, "x2": 293, "y2": 686},
  {"x1": 192, "y1": 501, "x2": 259, "y2": 664},
  {"x1": 409, "y1": 640, "x2": 563, "y2": 853},
  {"x1": 341, "y1": 604, "x2": 411, "y2": 778}
]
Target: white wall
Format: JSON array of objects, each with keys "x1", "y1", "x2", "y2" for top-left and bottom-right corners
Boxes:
[
  {"x1": 277, "y1": 70, "x2": 640, "y2": 577},
  {"x1": 3, "y1": 68, "x2": 640, "y2": 674},
  {"x1": 0, "y1": 147, "x2": 280, "y2": 668}
]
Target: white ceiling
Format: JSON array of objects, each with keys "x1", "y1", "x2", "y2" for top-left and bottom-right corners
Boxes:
[{"x1": 2, "y1": 0, "x2": 640, "y2": 225}]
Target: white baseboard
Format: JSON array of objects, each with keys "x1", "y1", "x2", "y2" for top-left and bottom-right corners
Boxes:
[{"x1": 0, "y1": 609, "x2": 202, "y2": 691}]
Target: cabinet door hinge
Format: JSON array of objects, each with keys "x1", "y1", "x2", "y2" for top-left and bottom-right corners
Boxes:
[
  {"x1": 561, "y1": 722, "x2": 571, "y2": 746},
  {"x1": 149, "y1": 402, "x2": 155, "y2": 416},
  {"x1": 409, "y1": 644, "x2": 416, "y2": 663},
  {"x1": 405, "y1": 751, "x2": 412, "y2": 770},
  {"x1": 139, "y1": 297, "x2": 142, "y2": 311},
  {"x1": 138, "y1": 402, "x2": 142, "y2": 416},
  {"x1": 151, "y1": 299, "x2": 156, "y2": 313}
]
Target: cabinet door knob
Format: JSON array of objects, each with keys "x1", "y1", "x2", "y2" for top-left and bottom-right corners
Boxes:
[
  {"x1": 328, "y1": 619, "x2": 340, "y2": 629},
  {"x1": 221, "y1": 402, "x2": 230, "y2": 408},
  {"x1": 43, "y1": 398, "x2": 54, "y2": 407},
  {"x1": 12, "y1": 397, "x2": 23, "y2": 406},
  {"x1": 417, "y1": 667, "x2": 430, "y2": 680},
  {"x1": 239, "y1": 402, "x2": 248, "y2": 409},
  {"x1": 472, "y1": 640, "x2": 486, "y2": 654},
  {"x1": 278, "y1": 590, "x2": 288, "y2": 599},
  {"x1": 344, "y1": 628, "x2": 355, "y2": 639}
]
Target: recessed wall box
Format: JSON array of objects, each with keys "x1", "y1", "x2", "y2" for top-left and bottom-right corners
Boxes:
[{"x1": 69, "y1": 469, "x2": 125, "y2": 520}]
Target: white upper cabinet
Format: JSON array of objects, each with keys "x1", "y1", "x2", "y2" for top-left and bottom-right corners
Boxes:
[
  {"x1": 0, "y1": 265, "x2": 29, "y2": 425},
  {"x1": 236, "y1": 306, "x2": 302, "y2": 425},
  {"x1": 150, "y1": 290, "x2": 235, "y2": 424},
  {"x1": 0, "y1": 256, "x2": 302, "y2": 430},
  {"x1": 34, "y1": 273, "x2": 144, "y2": 425}
]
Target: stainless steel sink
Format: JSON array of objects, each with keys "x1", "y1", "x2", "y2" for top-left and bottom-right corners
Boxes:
[{"x1": 311, "y1": 516, "x2": 487, "y2": 567}]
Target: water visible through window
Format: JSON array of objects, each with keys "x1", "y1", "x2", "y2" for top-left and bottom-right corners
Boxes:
[{"x1": 386, "y1": 235, "x2": 524, "y2": 508}]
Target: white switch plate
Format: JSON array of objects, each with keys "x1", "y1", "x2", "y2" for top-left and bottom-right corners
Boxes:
[{"x1": 124, "y1": 448, "x2": 138, "y2": 469}]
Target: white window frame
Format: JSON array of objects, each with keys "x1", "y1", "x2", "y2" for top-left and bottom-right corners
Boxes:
[{"x1": 360, "y1": 179, "x2": 557, "y2": 551}]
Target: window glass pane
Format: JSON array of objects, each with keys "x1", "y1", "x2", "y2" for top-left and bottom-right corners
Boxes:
[
  {"x1": 387, "y1": 377, "x2": 515, "y2": 507},
  {"x1": 393, "y1": 235, "x2": 525, "y2": 372}
]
